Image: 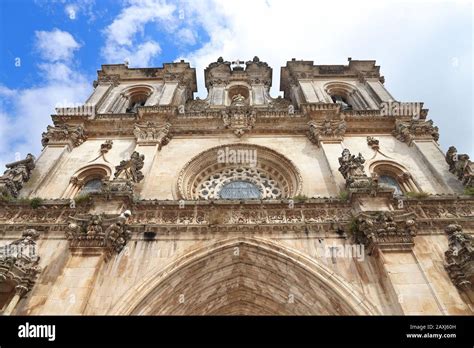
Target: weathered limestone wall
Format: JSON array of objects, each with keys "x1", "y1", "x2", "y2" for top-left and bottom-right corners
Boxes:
[
  {"x1": 12, "y1": 232, "x2": 399, "y2": 315},
  {"x1": 10, "y1": 228, "x2": 471, "y2": 315},
  {"x1": 21, "y1": 133, "x2": 464, "y2": 201}
]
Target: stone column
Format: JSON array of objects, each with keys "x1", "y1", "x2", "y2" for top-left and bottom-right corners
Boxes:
[{"x1": 3, "y1": 285, "x2": 28, "y2": 315}]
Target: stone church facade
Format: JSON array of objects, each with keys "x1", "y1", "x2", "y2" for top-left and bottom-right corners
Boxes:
[{"x1": 0, "y1": 57, "x2": 473, "y2": 315}]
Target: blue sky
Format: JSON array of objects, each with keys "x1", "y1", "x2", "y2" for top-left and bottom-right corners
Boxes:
[{"x1": 0, "y1": 0, "x2": 472, "y2": 170}]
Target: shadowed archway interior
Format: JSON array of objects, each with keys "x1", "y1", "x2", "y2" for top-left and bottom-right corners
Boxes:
[{"x1": 110, "y1": 238, "x2": 379, "y2": 315}]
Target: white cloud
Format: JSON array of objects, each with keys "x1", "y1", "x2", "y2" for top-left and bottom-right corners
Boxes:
[
  {"x1": 178, "y1": 0, "x2": 472, "y2": 154},
  {"x1": 101, "y1": 0, "x2": 176, "y2": 66},
  {"x1": 177, "y1": 28, "x2": 197, "y2": 46},
  {"x1": 35, "y1": 28, "x2": 81, "y2": 62},
  {"x1": 0, "y1": 29, "x2": 91, "y2": 170}
]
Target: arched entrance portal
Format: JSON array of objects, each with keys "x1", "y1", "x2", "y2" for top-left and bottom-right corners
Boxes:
[{"x1": 110, "y1": 237, "x2": 380, "y2": 315}]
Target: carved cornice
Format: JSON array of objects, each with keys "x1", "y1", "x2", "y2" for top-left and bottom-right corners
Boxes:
[
  {"x1": 41, "y1": 124, "x2": 87, "y2": 148},
  {"x1": 444, "y1": 224, "x2": 473, "y2": 291},
  {"x1": 353, "y1": 211, "x2": 417, "y2": 254},
  {"x1": 307, "y1": 118, "x2": 346, "y2": 146},
  {"x1": 133, "y1": 121, "x2": 172, "y2": 148},
  {"x1": 0, "y1": 197, "x2": 473, "y2": 237},
  {"x1": 393, "y1": 119, "x2": 439, "y2": 145},
  {"x1": 0, "y1": 229, "x2": 41, "y2": 295},
  {"x1": 66, "y1": 212, "x2": 132, "y2": 254}
]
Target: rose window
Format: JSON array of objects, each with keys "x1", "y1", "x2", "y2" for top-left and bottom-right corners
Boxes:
[{"x1": 197, "y1": 167, "x2": 282, "y2": 200}]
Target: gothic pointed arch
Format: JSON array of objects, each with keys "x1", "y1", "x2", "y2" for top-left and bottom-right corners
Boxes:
[{"x1": 108, "y1": 237, "x2": 381, "y2": 315}]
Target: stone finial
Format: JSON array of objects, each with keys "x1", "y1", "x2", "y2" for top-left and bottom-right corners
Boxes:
[
  {"x1": 41, "y1": 124, "x2": 87, "y2": 148},
  {"x1": 0, "y1": 154, "x2": 36, "y2": 198},
  {"x1": 444, "y1": 224, "x2": 473, "y2": 291},
  {"x1": 114, "y1": 151, "x2": 145, "y2": 183},
  {"x1": 0, "y1": 229, "x2": 41, "y2": 295}
]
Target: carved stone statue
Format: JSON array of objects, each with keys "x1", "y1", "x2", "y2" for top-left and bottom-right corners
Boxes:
[
  {"x1": 445, "y1": 146, "x2": 474, "y2": 188},
  {"x1": 445, "y1": 146, "x2": 458, "y2": 172},
  {"x1": 114, "y1": 151, "x2": 145, "y2": 183},
  {"x1": 338, "y1": 149, "x2": 366, "y2": 179},
  {"x1": 231, "y1": 93, "x2": 246, "y2": 106},
  {"x1": 337, "y1": 149, "x2": 377, "y2": 191},
  {"x1": 0, "y1": 154, "x2": 35, "y2": 198}
]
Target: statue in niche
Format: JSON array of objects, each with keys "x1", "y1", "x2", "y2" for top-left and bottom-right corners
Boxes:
[{"x1": 231, "y1": 93, "x2": 246, "y2": 106}]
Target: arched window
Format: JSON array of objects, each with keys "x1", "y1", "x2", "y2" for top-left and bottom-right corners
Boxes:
[
  {"x1": 331, "y1": 95, "x2": 352, "y2": 111},
  {"x1": 369, "y1": 161, "x2": 420, "y2": 195},
  {"x1": 325, "y1": 82, "x2": 369, "y2": 110},
  {"x1": 378, "y1": 175, "x2": 403, "y2": 195},
  {"x1": 63, "y1": 164, "x2": 112, "y2": 198},
  {"x1": 79, "y1": 178, "x2": 103, "y2": 194},
  {"x1": 108, "y1": 85, "x2": 154, "y2": 113},
  {"x1": 126, "y1": 92, "x2": 149, "y2": 113}
]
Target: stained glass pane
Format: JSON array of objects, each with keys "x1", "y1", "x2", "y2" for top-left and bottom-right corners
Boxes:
[
  {"x1": 219, "y1": 181, "x2": 261, "y2": 199},
  {"x1": 379, "y1": 175, "x2": 403, "y2": 195},
  {"x1": 81, "y1": 178, "x2": 102, "y2": 194}
]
